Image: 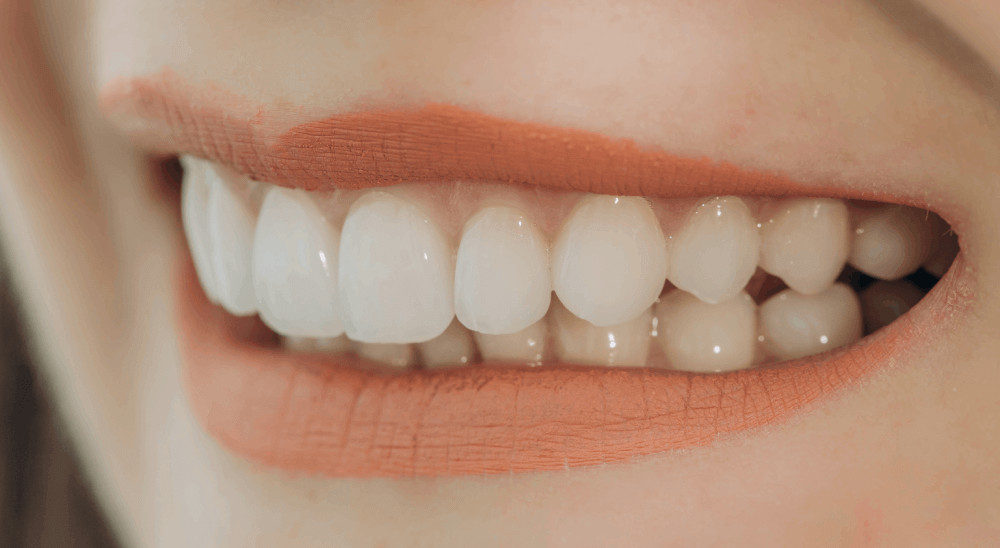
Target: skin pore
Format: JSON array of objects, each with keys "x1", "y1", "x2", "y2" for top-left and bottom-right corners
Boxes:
[{"x1": 1, "y1": 0, "x2": 999, "y2": 546}]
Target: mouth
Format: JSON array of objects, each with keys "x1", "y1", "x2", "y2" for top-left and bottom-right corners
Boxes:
[{"x1": 104, "y1": 71, "x2": 968, "y2": 478}]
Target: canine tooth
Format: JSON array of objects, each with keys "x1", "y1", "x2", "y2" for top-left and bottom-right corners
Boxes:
[
  {"x1": 354, "y1": 342, "x2": 417, "y2": 368},
  {"x1": 180, "y1": 156, "x2": 220, "y2": 303},
  {"x1": 655, "y1": 290, "x2": 757, "y2": 373},
  {"x1": 475, "y1": 319, "x2": 548, "y2": 365},
  {"x1": 849, "y1": 205, "x2": 936, "y2": 280},
  {"x1": 668, "y1": 196, "x2": 760, "y2": 304},
  {"x1": 759, "y1": 283, "x2": 862, "y2": 361},
  {"x1": 203, "y1": 161, "x2": 258, "y2": 316},
  {"x1": 419, "y1": 320, "x2": 477, "y2": 369},
  {"x1": 338, "y1": 191, "x2": 455, "y2": 344},
  {"x1": 860, "y1": 280, "x2": 924, "y2": 332},
  {"x1": 252, "y1": 187, "x2": 344, "y2": 338},
  {"x1": 551, "y1": 195, "x2": 667, "y2": 326},
  {"x1": 454, "y1": 207, "x2": 551, "y2": 334},
  {"x1": 283, "y1": 336, "x2": 352, "y2": 353},
  {"x1": 759, "y1": 198, "x2": 850, "y2": 295},
  {"x1": 551, "y1": 299, "x2": 652, "y2": 367}
]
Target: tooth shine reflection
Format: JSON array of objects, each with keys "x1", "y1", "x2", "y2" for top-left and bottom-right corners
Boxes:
[{"x1": 179, "y1": 155, "x2": 953, "y2": 373}]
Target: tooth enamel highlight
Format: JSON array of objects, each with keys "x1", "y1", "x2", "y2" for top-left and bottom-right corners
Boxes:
[
  {"x1": 454, "y1": 207, "x2": 551, "y2": 334},
  {"x1": 354, "y1": 342, "x2": 417, "y2": 368},
  {"x1": 551, "y1": 299, "x2": 652, "y2": 367},
  {"x1": 180, "y1": 156, "x2": 220, "y2": 303},
  {"x1": 860, "y1": 280, "x2": 924, "y2": 332},
  {"x1": 203, "y1": 162, "x2": 259, "y2": 316},
  {"x1": 474, "y1": 319, "x2": 548, "y2": 365},
  {"x1": 338, "y1": 191, "x2": 455, "y2": 344},
  {"x1": 668, "y1": 196, "x2": 760, "y2": 304},
  {"x1": 551, "y1": 195, "x2": 667, "y2": 326},
  {"x1": 759, "y1": 198, "x2": 850, "y2": 295},
  {"x1": 655, "y1": 290, "x2": 757, "y2": 373},
  {"x1": 849, "y1": 205, "x2": 936, "y2": 280},
  {"x1": 419, "y1": 320, "x2": 477, "y2": 369},
  {"x1": 252, "y1": 187, "x2": 344, "y2": 338},
  {"x1": 759, "y1": 283, "x2": 862, "y2": 361}
]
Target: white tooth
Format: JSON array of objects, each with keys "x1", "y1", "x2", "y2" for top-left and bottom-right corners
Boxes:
[
  {"x1": 283, "y1": 335, "x2": 352, "y2": 353},
  {"x1": 203, "y1": 161, "x2": 259, "y2": 316},
  {"x1": 668, "y1": 196, "x2": 760, "y2": 304},
  {"x1": 551, "y1": 299, "x2": 652, "y2": 367},
  {"x1": 759, "y1": 283, "x2": 862, "y2": 361},
  {"x1": 338, "y1": 191, "x2": 455, "y2": 344},
  {"x1": 848, "y1": 205, "x2": 936, "y2": 280},
  {"x1": 475, "y1": 319, "x2": 548, "y2": 365},
  {"x1": 354, "y1": 342, "x2": 416, "y2": 368},
  {"x1": 860, "y1": 280, "x2": 924, "y2": 332},
  {"x1": 180, "y1": 156, "x2": 220, "y2": 303},
  {"x1": 418, "y1": 320, "x2": 477, "y2": 369},
  {"x1": 252, "y1": 187, "x2": 344, "y2": 338},
  {"x1": 759, "y1": 198, "x2": 850, "y2": 295},
  {"x1": 655, "y1": 290, "x2": 757, "y2": 373},
  {"x1": 551, "y1": 195, "x2": 667, "y2": 326},
  {"x1": 454, "y1": 207, "x2": 551, "y2": 334}
]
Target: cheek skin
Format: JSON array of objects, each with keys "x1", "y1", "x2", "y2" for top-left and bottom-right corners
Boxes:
[{"x1": 10, "y1": 0, "x2": 1000, "y2": 545}]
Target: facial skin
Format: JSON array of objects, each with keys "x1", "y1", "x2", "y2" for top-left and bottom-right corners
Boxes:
[{"x1": 1, "y1": 0, "x2": 999, "y2": 546}]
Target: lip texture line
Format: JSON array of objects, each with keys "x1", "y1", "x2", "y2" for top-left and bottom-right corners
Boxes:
[{"x1": 101, "y1": 70, "x2": 905, "y2": 201}]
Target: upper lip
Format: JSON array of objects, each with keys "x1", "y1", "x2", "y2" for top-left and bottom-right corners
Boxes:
[{"x1": 101, "y1": 69, "x2": 971, "y2": 478}]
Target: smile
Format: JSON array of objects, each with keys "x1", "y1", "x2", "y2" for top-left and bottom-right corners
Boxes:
[{"x1": 101, "y1": 71, "x2": 968, "y2": 478}]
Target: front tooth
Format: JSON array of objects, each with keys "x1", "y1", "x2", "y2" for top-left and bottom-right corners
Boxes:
[
  {"x1": 180, "y1": 156, "x2": 220, "y2": 303},
  {"x1": 418, "y1": 320, "x2": 477, "y2": 369},
  {"x1": 759, "y1": 198, "x2": 850, "y2": 295},
  {"x1": 759, "y1": 283, "x2": 862, "y2": 361},
  {"x1": 454, "y1": 207, "x2": 551, "y2": 334},
  {"x1": 203, "y1": 161, "x2": 259, "y2": 316},
  {"x1": 848, "y1": 205, "x2": 936, "y2": 280},
  {"x1": 668, "y1": 196, "x2": 760, "y2": 304},
  {"x1": 655, "y1": 290, "x2": 757, "y2": 373},
  {"x1": 338, "y1": 191, "x2": 455, "y2": 343},
  {"x1": 475, "y1": 319, "x2": 548, "y2": 365},
  {"x1": 252, "y1": 187, "x2": 344, "y2": 338},
  {"x1": 354, "y1": 342, "x2": 417, "y2": 368},
  {"x1": 551, "y1": 195, "x2": 667, "y2": 326},
  {"x1": 859, "y1": 280, "x2": 924, "y2": 332},
  {"x1": 551, "y1": 299, "x2": 652, "y2": 367}
]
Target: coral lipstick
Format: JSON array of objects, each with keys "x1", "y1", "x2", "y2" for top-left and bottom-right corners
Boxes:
[{"x1": 103, "y1": 71, "x2": 968, "y2": 478}]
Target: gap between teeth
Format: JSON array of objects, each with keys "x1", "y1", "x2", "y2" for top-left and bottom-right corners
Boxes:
[{"x1": 180, "y1": 155, "x2": 950, "y2": 372}]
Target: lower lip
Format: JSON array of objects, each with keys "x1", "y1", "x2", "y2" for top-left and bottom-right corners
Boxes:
[{"x1": 177, "y1": 249, "x2": 967, "y2": 478}]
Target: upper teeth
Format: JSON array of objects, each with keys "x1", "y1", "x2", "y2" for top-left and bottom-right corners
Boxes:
[{"x1": 180, "y1": 155, "x2": 949, "y2": 371}]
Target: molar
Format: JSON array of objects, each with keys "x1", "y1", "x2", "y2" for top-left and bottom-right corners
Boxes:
[
  {"x1": 338, "y1": 191, "x2": 455, "y2": 344},
  {"x1": 759, "y1": 198, "x2": 850, "y2": 295},
  {"x1": 859, "y1": 280, "x2": 924, "y2": 332},
  {"x1": 252, "y1": 187, "x2": 344, "y2": 338},
  {"x1": 454, "y1": 206, "x2": 551, "y2": 334},
  {"x1": 759, "y1": 283, "x2": 862, "y2": 361},
  {"x1": 551, "y1": 299, "x2": 652, "y2": 367},
  {"x1": 655, "y1": 290, "x2": 757, "y2": 373},
  {"x1": 668, "y1": 196, "x2": 760, "y2": 305},
  {"x1": 551, "y1": 195, "x2": 668, "y2": 326}
]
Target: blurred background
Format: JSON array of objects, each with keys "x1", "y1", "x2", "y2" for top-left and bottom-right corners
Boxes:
[{"x1": 0, "y1": 256, "x2": 117, "y2": 547}]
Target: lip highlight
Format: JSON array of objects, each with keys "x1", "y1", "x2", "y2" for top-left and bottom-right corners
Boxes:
[{"x1": 104, "y1": 71, "x2": 968, "y2": 478}]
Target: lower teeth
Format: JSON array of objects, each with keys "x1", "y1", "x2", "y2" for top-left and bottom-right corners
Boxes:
[{"x1": 179, "y1": 155, "x2": 954, "y2": 373}]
